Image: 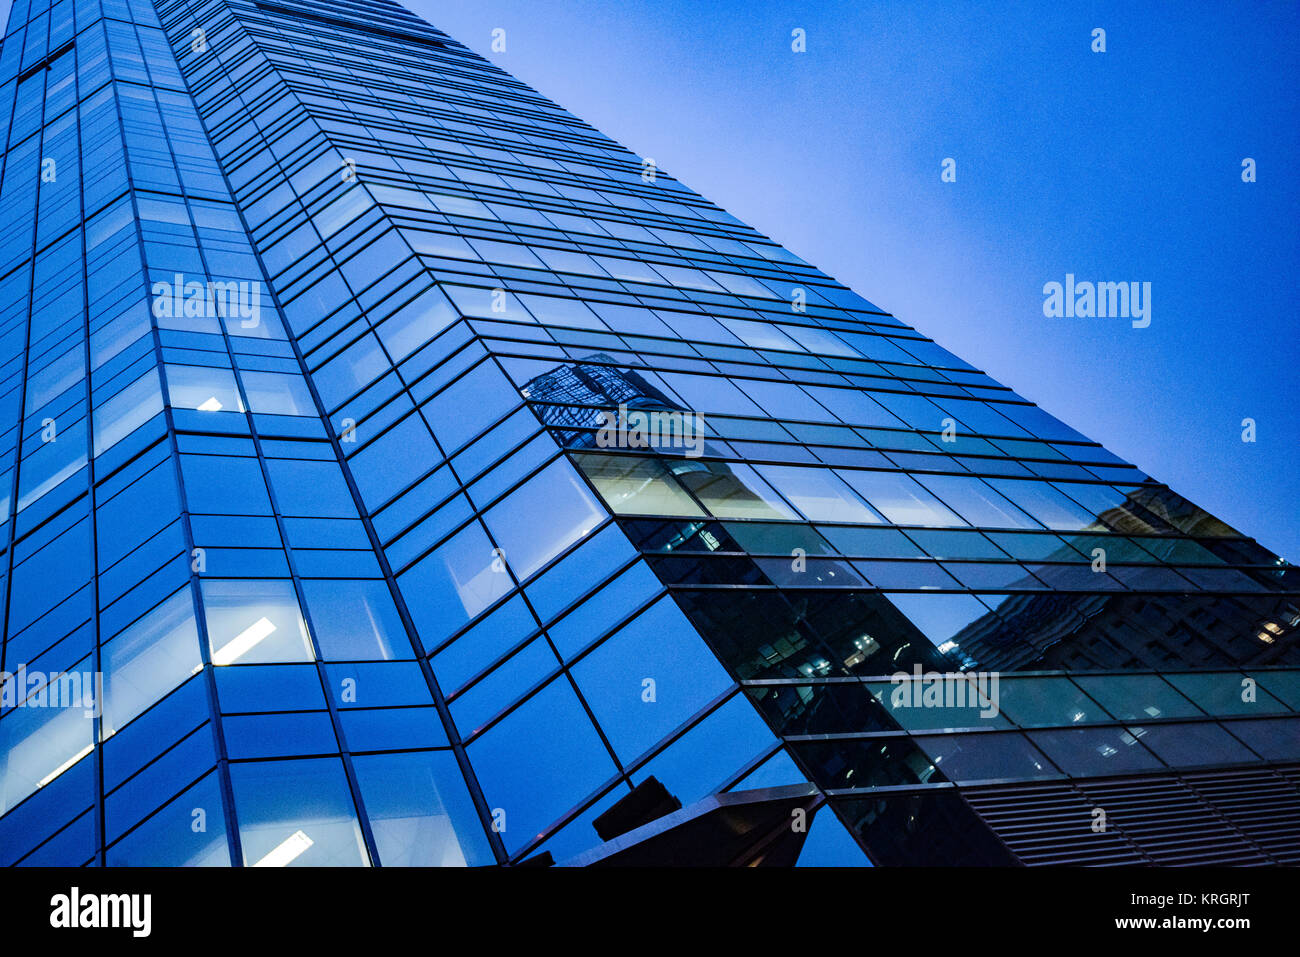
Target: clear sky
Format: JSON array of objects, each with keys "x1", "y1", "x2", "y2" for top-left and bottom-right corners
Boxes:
[{"x1": 5, "y1": 1, "x2": 1297, "y2": 559}]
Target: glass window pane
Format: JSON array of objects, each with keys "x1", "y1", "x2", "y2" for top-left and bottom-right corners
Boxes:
[
  {"x1": 1252, "y1": 671, "x2": 1300, "y2": 709},
  {"x1": 724, "y1": 522, "x2": 833, "y2": 555},
  {"x1": 1163, "y1": 672, "x2": 1288, "y2": 716},
  {"x1": 468, "y1": 677, "x2": 618, "y2": 854},
  {"x1": 986, "y1": 479, "x2": 1098, "y2": 531},
  {"x1": 905, "y1": 529, "x2": 1005, "y2": 560},
  {"x1": 300, "y1": 579, "x2": 410, "y2": 661},
  {"x1": 572, "y1": 596, "x2": 733, "y2": 764},
  {"x1": 241, "y1": 370, "x2": 316, "y2": 416},
  {"x1": 994, "y1": 676, "x2": 1112, "y2": 727},
  {"x1": 1129, "y1": 721, "x2": 1256, "y2": 769},
  {"x1": 93, "y1": 369, "x2": 163, "y2": 456},
  {"x1": 483, "y1": 460, "x2": 604, "y2": 580},
  {"x1": 17, "y1": 418, "x2": 88, "y2": 511},
  {"x1": 107, "y1": 771, "x2": 231, "y2": 866},
  {"x1": 1071, "y1": 674, "x2": 1203, "y2": 721},
  {"x1": 855, "y1": 559, "x2": 960, "y2": 590},
  {"x1": 0, "y1": 687, "x2": 95, "y2": 813},
  {"x1": 1223, "y1": 717, "x2": 1300, "y2": 761},
  {"x1": 351, "y1": 751, "x2": 493, "y2": 866},
  {"x1": 229, "y1": 757, "x2": 368, "y2": 866},
  {"x1": 795, "y1": 807, "x2": 870, "y2": 866},
  {"x1": 1028, "y1": 727, "x2": 1162, "y2": 776},
  {"x1": 102, "y1": 588, "x2": 203, "y2": 733},
  {"x1": 883, "y1": 592, "x2": 993, "y2": 654},
  {"x1": 755, "y1": 465, "x2": 880, "y2": 523},
  {"x1": 917, "y1": 474, "x2": 1040, "y2": 529},
  {"x1": 180, "y1": 454, "x2": 274, "y2": 516},
  {"x1": 635, "y1": 693, "x2": 784, "y2": 804},
  {"x1": 375, "y1": 286, "x2": 457, "y2": 362},
  {"x1": 678, "y1": 462, "x2": 799, "y2": 520},
  {"x1": 985, "y1": 531, "x2": 1074, "y2": 560},
  {"x1": 424, "y1": 360, "x2": 521, "y2": 453},
  {"x1": 865, "y1": 679, "x2": 1011, "y2": 731},
  {"x1": 837, "y1": 469, "x2": 965, "y2": 526},
  {"x1": 338, "y1": 706, "x2": 447, "y2": 751},
  {"x1": 165, "y1": 364, "x2": 245, "y2": 414},
  {"x1": 202, "y1": 579, "x2": 314, "y2": 665},
  {"x1": 433, "y1": 594, "x2": 537, "y2": 691},
  {"x1": 573, "y1": 453, "x2": 703, "y2": 517},
  {"x1": 914, "y1": 732, "x2": 1059, "y2": 783},
  {"x1": 817, "y1": 525, "x2": 925, "y2": 558},
  {"x1": 398, "y1": 521, "x2": 513, "y2": 648}
]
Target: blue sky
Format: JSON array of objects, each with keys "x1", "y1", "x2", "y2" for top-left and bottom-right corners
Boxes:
[
  {"x1": 5, "y1": 1, "x2": 1296, "y2": 559},
  {"x1": 405, "y1": 0, "x2": 1299, "y2": 560}
]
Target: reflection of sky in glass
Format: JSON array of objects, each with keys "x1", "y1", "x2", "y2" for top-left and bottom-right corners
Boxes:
[{"x1": 883, "y1": 591, "x2": 992, "y2": 648}]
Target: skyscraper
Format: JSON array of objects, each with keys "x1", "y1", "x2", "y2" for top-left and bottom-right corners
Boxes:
[{"x1": 0, "y1": 0, "x2": 1295, "y2": 868}]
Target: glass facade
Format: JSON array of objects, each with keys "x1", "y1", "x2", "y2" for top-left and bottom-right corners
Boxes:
[{"x1": 0, "y1": 0, "x2": 1295, "y2": 867}]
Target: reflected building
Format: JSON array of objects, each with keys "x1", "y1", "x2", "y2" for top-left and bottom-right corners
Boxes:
[
  {"x1": 525, "y1": 351, "x2": 1300, "y2": 864},
  {"x1": 0, "y1": 0, "x2": 1296, "y2": 867}
]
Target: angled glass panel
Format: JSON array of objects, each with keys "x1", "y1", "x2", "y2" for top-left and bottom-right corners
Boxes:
[
  {"x1": 93, "y1": 369, "x2": 163, "y2": 456},
  {"x1": 300, "y1": 579, "x2": 411, "y2": 661},
  {"x1": 229, "y1": 757, "x2": 368, "y2": 866},
  {"x1": 572, "y1": 453, "x2": 703, "y2": 517},
  {"x1": 1028, "y1": 727, "x2": 1163, "y2": 776},
  {"x1": 102, "y1": 588, "x2": 203, "y2": 734},
  {"x1": 1128, "y1": 721, "x2": 1256, "y2": 769},
  {"x1": 1163, "y1": 672, "x2": 1288, "y2": 717},
  {"x1": 202, "y1": 579, "x2": 314, "y2": 665},
  {"x1": 165, "y1": 364, "x2": 244, "y2": 414},
  {"x1": 1071, "y1": 674, "x2": 1203, "y2": 721},
  {"x1": 467, "y1": 677, "x2": 618, "y2": 854},
  {"x1": 351, "y1": 751, "x2": 493, "y2": 866},
  {"x1": 913, "y1": 732, "x2": 1060, "y2": 783},
  {"x1": 755, "y1": 465, "x2": 880, "y2": 523},
  {"x1": 837, "y1": 469, "x2": 965, "y2": 527},
  {"x1": 0, "y1": 684, "x2": 95, "y2": 813},
  {"x1": 993, "y1": 676, "x2": 1112, "y2": 728},
  {"x1": 398, "y1": 521, "x2": 514, "y2": 648},
  {"x1": 676, "y1": 461, "x2": 799, "y2": 520},
  {"x1": 107, "y1": 772, "x2": 230, "y2": 866},
  {"x1": 482, "y1": 459, "x2": 604, "y2": 580},
  {"x1": 241, "y1": 370, "x2": 316, "y2": 416}
]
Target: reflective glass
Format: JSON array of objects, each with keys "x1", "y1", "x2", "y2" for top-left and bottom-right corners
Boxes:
[
  {"x1": 229, "y1": 758, "x2": 368, "y2": 866},
  {"x1": 573, "y1": 453, "x2": 703, "y2": 517},
  {"x1": 1071, "y1": 674, "x2": 1203, "y2": 721},
  {"x1": 755, "y1": 465, "x2": 879, "y2": 523},
  {"x1": 914, "y1": 732, "x2": 1059, "y2": 782},
  {"x1": 1028, "y1": 727, "x2": 1163, "y2": 776},
  {"x1": 166, "y1": 364, "x2": 244, "y2": 414},
  {"x1": 399, "y1": 521, "x2": 514, "y2": 648},
  {"x1": 107, "y1": 772, "x2": 230, "y2": 866},
  {"x1": 202, "y1": 579, "x2": 314, "y2": 665},
  {"x1": 468, "y1": 677, "x2": 618, "y2": 854},
  {"x1": 102, "y1": 588, "x2": 203, "y2": 733},
  {"x1": 300, "y1": 579, "x2": 410, "y2": 661},
  {"x1": 241, "y1": 370, "x2": 316, "y2": 416},
  {"x1": 572, "y1": 596, "x2": 733, "y2": 763},
  {"x1": 351, "y1": 751, "x2": 493, "y2": 866},
  {"x1": 482, "y1": 459, "x2": 604, "y2": 579}
]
